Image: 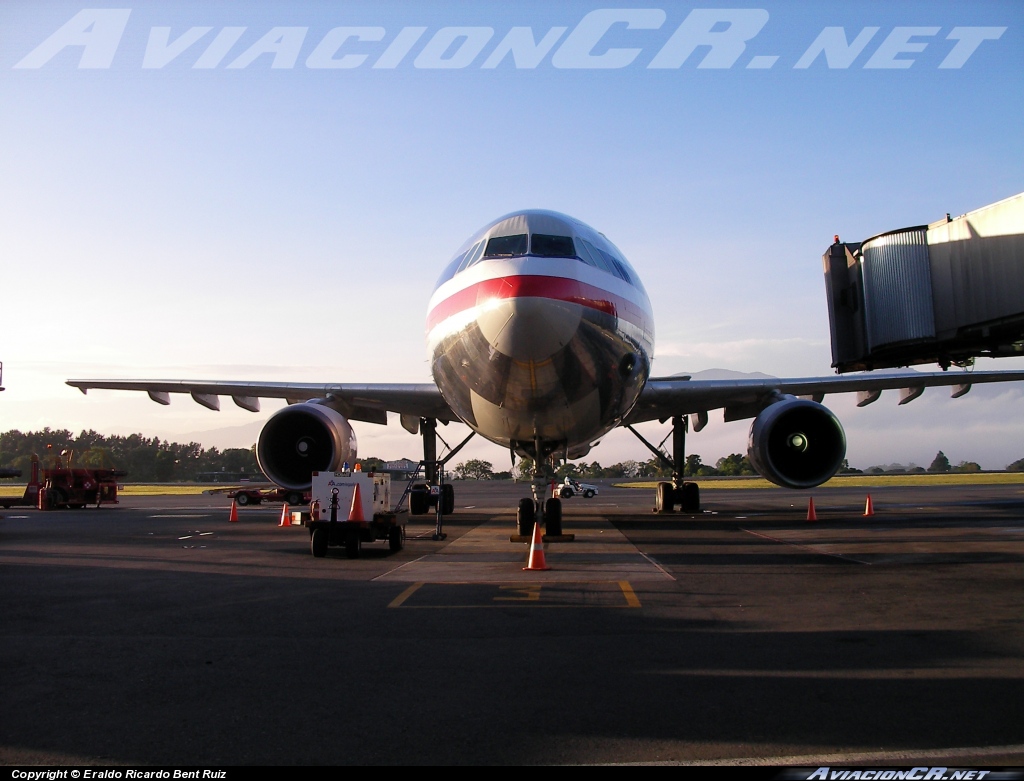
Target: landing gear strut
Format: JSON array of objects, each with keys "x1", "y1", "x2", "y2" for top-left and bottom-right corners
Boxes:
[
  {"x1": 627, "y1": 414, "x2": 700, "y2": 513},
  {"x1": 517, "y1": 439, "x2": 562, "y2": 537},
  {"x1": 405, "y1": 417, "x2": 474, "y2": 541}
]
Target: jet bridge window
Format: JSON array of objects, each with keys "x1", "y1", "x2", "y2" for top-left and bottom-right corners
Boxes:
[
  {"x1": 483, "y1": 234, "x2": 528, "y2": 258},
  {"x1": 530, "y1": 234, "x2": 577, "y2": 258}
]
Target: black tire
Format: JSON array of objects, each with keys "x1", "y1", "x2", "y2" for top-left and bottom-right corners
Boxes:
[
  {"x1": 388, "y1": 525, "x2": 404, "y2": 552},
  {"x1": 517, "y1": 498, "x2": 535, "y2": 536},
  {"x1": 679, "y1": 482, "x2": 700, "y2": 513},
  {"x1": 234, "y1": 493, "x2": 250, "y2": 506},
  {"x1": 311, "y1": 527, "x2": 328, "y2": 557},
  {"x1": 583, "y1": 489, "x2": 595, "y2": 499},
  {"x1": 655, "y1": 481, "x2": 673, "y2": 513},
  {"x1": 442, "y1": 483, "x2": 455, "y2": 515},
  {"x1": 544, "y1": 498, "x2": 562, "y2": 536},
  {"x1": 345, "y1": 532, "x2": 362, "y2": 559},
  {"x1": 409, "y1": 487, "x2": 428, "y2": 515},
  {"x1": 286, "y1": 491, "x2": 304, "y2": 506},
  {"x1": 51, "y1": 488, "x2": 68, "y2": 509},
  {"x1": 560, "y1": 487, "x2": 573, "y2": 499}
]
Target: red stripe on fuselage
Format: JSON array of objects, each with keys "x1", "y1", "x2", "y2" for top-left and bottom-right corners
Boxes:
[{"x1": 427, "y1": 275, "x2": 647, "y2": 333}]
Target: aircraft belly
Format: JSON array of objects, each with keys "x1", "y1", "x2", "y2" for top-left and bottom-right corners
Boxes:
[{"x1": 431, "y1": 307, "x2": 650, "y2": 451}]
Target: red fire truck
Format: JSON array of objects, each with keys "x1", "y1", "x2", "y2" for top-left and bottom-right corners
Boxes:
[{"x1": 0, "y1": 454, "x2": 126, "y2": 510}]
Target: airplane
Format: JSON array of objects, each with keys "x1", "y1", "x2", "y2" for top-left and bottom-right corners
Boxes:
[{"x1": 68, "y1": 209, "x2": 1024, "y2": 536}]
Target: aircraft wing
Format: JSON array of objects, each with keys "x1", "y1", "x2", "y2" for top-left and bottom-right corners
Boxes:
[
  {"x1": 66, "y1": 379, "x2": 457, "y2": 425},
  {"x1": 627, "y1": 369, "x2": 1024, "y2": 425}
]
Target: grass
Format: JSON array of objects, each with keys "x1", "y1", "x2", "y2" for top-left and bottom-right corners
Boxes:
[
  {"x1": 5, "y1": 473, "x2": 1024, "y2": 498},
  {"x1": 0, "y1": 483, "x2": 243, "y2": 498},
  {"x1": 618, "y1": 472, "x2": 1024, "y2": 490}
]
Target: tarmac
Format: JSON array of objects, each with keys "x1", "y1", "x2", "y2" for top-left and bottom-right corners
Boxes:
[{"x1": 2, "y1": 479, "x2": 1024, "y2": 766}]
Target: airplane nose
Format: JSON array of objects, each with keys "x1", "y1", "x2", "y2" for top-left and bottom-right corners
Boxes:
[{"x1": 476, "y1": 296, "x2": 582, "y2": 361}]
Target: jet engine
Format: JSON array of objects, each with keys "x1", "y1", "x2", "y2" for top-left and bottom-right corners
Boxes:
[
  {"x1": 256, "y1": 400, "x2": 357, "y2": 491},
  {"x1": 747, "y1": 397, "x2": 846, "y2": 489}
]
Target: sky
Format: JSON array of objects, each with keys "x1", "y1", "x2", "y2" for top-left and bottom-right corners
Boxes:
[{"x1": 1, "y1": 1, "x2": 1022, "y2": 471}]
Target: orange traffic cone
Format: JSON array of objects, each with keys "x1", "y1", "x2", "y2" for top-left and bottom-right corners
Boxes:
[
  {"x1": 229, "y1": 500, "x2": 238, "y2": 523},
  {"x1": 348, "y1": 484, "x2": 365, "y2": 521},
  {"x1": 278, "y1": 503, "x2": 291, "y2": 527},
  {"x1": 806, "y1": 497, "x2": 818, "y2": 522},
  {"x1": 523, "y1": 522, "x2": 551, "y2": 571},
  {"x1": 863, "y1": 494, "x2": 875, "y2": 517}
]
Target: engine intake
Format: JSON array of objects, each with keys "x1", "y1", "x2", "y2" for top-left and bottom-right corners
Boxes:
[
  {"x1": 747, "y1": 398, "x2": 846, "y2": 489},
  {"x1": 256, "y1": 401, "x2": 357, "y2": 490}
]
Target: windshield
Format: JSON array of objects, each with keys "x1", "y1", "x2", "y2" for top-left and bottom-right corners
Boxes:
[
  {"x1": 530, "y1": 234, "x2": 577, "y2": 258},
  {"x1": 483, "y1": 234, "x2": 528, "y2": 258}
]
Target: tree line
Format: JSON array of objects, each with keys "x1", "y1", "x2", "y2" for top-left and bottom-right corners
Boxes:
[
  {"x1": 4, "y1": 429, "x2": 1021, "y2": 484},
  {"x1": 0, "y1": 428, "x2": 261, "y2": 483},
  {"x1": 448, "y1": 453, "x2": 763, "y2": 481}
]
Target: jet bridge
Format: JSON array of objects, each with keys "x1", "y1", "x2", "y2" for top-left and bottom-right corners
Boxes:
[{"x1": 824, "y1": 191, "x2": 1024, "y2": 373}]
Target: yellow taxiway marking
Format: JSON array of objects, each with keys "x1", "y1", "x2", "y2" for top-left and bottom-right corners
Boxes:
[
  {"x1": 618, "y1": 580, "x2": 641, "y2": 608},
  {"x1": 388, "y1": 582, "x2": 424, "y2": 608},
  {"x1": 388, "y1": 580, "x2": 641, "y2": 609}
]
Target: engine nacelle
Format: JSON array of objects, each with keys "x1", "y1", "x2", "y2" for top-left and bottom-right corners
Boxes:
[
  {"x1": 747, "y1": 398, "x2": 846, "y2": 489},
  {"x1": 256, "y1": 401, "x2": 357, "y2": 491}
]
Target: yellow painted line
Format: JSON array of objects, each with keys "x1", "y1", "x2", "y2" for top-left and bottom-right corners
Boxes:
[
  {"x1": 619, "y1": 580, "x2": 641, "y2": 608},
  {"x1": 387, "y1": 582, "x2": 424, "y2": 608},
  {"x1": 495, "y1": 584, "x2": 542, "y2": 601},
  {"x1": 386, "y1": 582, "x2": 642, "y2": 609}
]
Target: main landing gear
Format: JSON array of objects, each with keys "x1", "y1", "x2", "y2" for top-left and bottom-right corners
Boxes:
[
  {"x1": 402, "y1": 417, "x2": 474, "y2": 541},
  {"x1": 627, "y1": 414, "x2": 701, "y2": 514}
]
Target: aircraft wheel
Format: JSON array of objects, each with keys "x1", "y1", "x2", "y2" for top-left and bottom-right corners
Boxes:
[
  {"x1": 679, "y1": 482, "x2": 700, "y2": 513},
  {"x1": 234, "y1": 493, "x2": 250, "y2": 506},
  {"x1": 560, "y1": 487, "x2": 572, "y2": 499},
  {"x1": 544, "y1": 498, "x2": 562, "y2": 536},
  {"x1": 388, "y1": 525, "x2": 404, "y2": 552},
  {"x1": 311, "y1": 527, "x2": 328, "y2": 558},
  {"x1": 655, "y1": 481, "x2": 673, "y2": 513},
  {"x1": 409, "y1": 486, "x2": 428, "y2": 515},
  {"x1": 442, "y1": 483, "x2": 455, "y2": 515},
  {"x1": 345, "y1": 532, "x2": 362, "y2": 559},
  {"x1": 517, "y1": 498, "x2": 535, "y2": 536}
]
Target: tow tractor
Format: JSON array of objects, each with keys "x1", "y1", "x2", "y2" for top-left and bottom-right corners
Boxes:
[
  {"x1": 228, "y1": 486, "x2": 308, "y2": 506},
  {"x1": 0, "y1": 453, "x2": 125, "y2": 510},
  {"x1": 305, "y1": 471, "x2": 403, "y2": 558}
]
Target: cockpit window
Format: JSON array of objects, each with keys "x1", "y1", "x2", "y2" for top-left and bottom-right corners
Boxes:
[
  {"x1": 457, "y1": 240, "x2": 485, "y2": 273},
  {"x1": 530, "y1": 234, "x2": 577, "y2": 258},
  {"x1": 579, "y1": 238, "x2": 635, "y2": 284},
  {"x1": 483, "y1": 234, "x2": 528, "y2": 258}
]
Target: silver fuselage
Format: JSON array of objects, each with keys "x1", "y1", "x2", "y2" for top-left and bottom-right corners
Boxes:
[{"x1": 426, "y1": 210, "x2": 654, "y2": 460}]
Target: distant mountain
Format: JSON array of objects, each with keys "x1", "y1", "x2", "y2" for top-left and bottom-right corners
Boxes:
[
  {"x1": 668, "y1": 368, "x2": 777, "y2": 380},
  {"x1": 181, "y1": 420, "x2": 264, "y2": 450}
]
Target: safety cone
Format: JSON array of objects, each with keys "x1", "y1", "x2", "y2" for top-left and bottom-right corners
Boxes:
[
  {"x1": 278, "y1": 503, "x2": 291, "y2": 527},
  {"x1": 863, "y1": 494, "x2": 875, "y2": 517},
  {"x1": 229, "y1": 500, "x2": 238, "y2": 523},
  {"x1": 806, "y1": 497, "x2": 818, "y2": 522},
  {"x1": 348, "y1": 484, "x2": 365, "y2": 521},
  {"x1": 523, "y1": 522, "x2": 551, "y2": 571}
]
